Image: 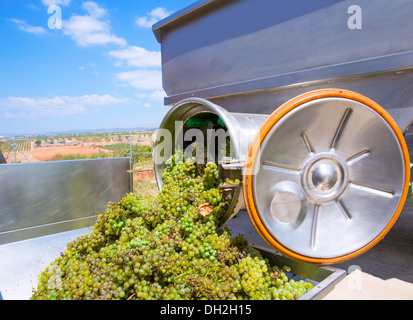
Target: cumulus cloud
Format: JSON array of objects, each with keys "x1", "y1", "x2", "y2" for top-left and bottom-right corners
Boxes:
[
  {"x1": 115, "y1": 70, "x2": 162, "y2": 91},
  {"x1": 0, "y1": 94, "x2": 131, "y2": 118},
  {"x1": 82, "y1": 1, "x2": 107, "y2": 18},
  {"x1": 9, "y1": 18, "x2": 46, "y2": 35},
  {"x1": 148, "y1": 90, "x2": 165, "y2": 101},
  {"x1": 135, "y1": 90, "x2": 166, "y2": 102},
  {"x1": 107, "y1": 46, "x2": 161, "y2": 68},
  {"x1": 62, "y1": 1, "x2": 126, "y2": 47},
  {"x1": 136, "y1": 7, "x2": 171, "y2": 28},
  {"x1": 41, "y1": 0, "x2": 71, "y2": 6},
  {"x1": 109, "y1": 45, "x2": 165, "y2": 102}
]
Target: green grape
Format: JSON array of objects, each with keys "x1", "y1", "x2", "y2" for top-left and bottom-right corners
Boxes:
[{"x1": 30, "y1": 152, "x2": 313, "y2": 301}]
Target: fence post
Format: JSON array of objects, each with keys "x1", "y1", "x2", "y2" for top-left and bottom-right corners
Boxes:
[{"x1": 129, "y1": 131, "x2": 133, "y2": 193}]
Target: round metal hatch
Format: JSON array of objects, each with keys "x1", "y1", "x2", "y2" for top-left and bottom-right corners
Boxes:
[{"x1": 243, "y1": 89, "x2": 410, "y2": 265}]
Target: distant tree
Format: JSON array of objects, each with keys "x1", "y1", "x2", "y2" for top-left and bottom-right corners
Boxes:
[{"x1": 35, "y1": 139, "x2": 41, "y2": 147}]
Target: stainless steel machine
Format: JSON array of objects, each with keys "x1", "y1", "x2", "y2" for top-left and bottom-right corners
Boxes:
[
  {"x1": 153, "y1": 0, "x2": 413, "y2": 265},
  {"x1": 2, "y1": 0, "x2": 412, "y2": 300}
]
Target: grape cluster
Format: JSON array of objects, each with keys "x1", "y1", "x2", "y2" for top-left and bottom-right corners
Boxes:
[
  {"x1": 30, "y1": 152, "x2": 313, "y2": 300},
  {"x1": 199, "y1": 242, "x2": 216, "y2": 260}
]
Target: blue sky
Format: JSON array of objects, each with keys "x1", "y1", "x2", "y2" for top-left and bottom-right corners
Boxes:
[{"x1": 0, "y1": 0, "x2": 195, "y2": 136}]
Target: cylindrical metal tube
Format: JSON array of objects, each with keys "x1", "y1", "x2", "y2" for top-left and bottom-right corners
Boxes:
[{"x1": 153, "y1": 97, "x2": 268, "y2": 222}]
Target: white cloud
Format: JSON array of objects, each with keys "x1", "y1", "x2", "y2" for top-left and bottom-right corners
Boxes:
[
  {"x1": 82, "y1": 1, "x2": 106, "y2": 18},
  {"x1": 63, "y1": 2, "x2": 126, "y2": 47},
  {"x1": 135, "y1": 90, "x2": 166, "y2": 101},
  {"x1": 148, "y1": 90, "x2": 166, "y2": 101},
  {"x1": 136, "y1": 7, "x2": 171, "y2": 28},
  {"x1": 108, "y1": 46, "x2": 161, "y2": 68},
  {"x1": 10, "y1": 18, "x2": 46, "y2": 35},
  {"x1": 41, "y1": 0, "x2": 71, "y2": 6},
  {"x1": 64, "y1": 94, "x2": 127, "y2": 106},
  {"x1": 2, "y1": 112, "x2": 18, "y2": 119},
  {"x1": 115, "y1": 70, "x2": 162, "y2": 91},
  {"x1": 0, "y1": 94, "x2": 131, "y2": 118}
]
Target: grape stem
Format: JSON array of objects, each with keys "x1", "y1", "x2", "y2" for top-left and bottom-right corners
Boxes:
[{"x1": 176, "y1": 268, "x2": 194, "y2": 279}]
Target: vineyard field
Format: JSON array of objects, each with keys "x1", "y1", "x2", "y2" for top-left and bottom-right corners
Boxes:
[{"x1": 0, "y1": 141, "x2": 31, "y2": 153}]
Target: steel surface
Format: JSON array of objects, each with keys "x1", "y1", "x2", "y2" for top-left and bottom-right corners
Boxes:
[
  {"x1": 154, "y1": 0, "x2": 413, "y2": 131},
  {"x1": 0, "y1": 158, "x2": 131, "y2": 245}
]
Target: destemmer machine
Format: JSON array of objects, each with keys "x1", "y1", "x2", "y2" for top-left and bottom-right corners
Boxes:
[
  {"x1": 1, "y1": 0, "x2": 413, "y2": 300},
  {"x1": 152, "y1": 0, "x2": 413, "y2": 265}
]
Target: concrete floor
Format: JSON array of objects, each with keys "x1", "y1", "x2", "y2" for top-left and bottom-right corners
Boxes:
[
  {"x1": 331, "y1": 132, "x2": 413, "y2": 283},
  {"x1": 332, "y1": 198, "x2": 413, "y2": 283}
]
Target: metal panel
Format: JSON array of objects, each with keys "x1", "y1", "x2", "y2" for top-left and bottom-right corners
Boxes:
[
  {"x1": 155, "y1": 0, "x2": 413, "y2": 123},
  {"x1": 0, "y1": 158, "x2": 131, "y2": 245},
  {"x1": 163, "y1": 53, "x2": 413, "y2": 106},
  {"x1": 0, "y1": 227, "x2": 92, "y2": 300},
  {"x1": 207, "y1": 69, "x2": 413, "y2": 133}
]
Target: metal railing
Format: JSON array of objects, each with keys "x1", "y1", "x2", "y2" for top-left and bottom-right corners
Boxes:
[{"x1": 126, "y1": 131, "x2": 155, "y2": 192}]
